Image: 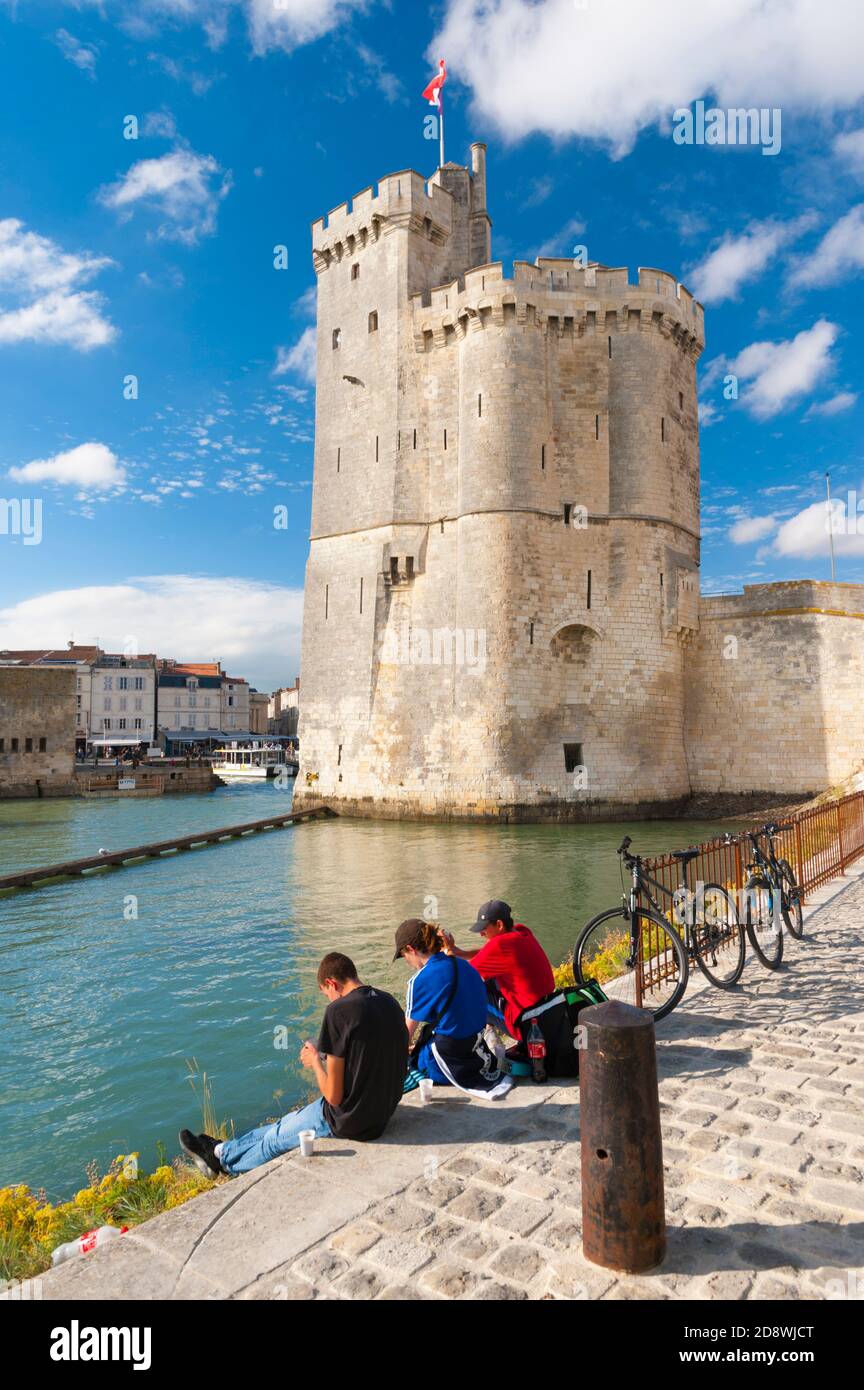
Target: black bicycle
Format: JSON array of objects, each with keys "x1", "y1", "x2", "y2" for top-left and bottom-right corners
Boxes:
[
  {"x1": 573, "y1": 837, "x2": 744, "y2": 1021},
  {"x1": 743, "y1": 822, "x2": 803, "y2": 969}
]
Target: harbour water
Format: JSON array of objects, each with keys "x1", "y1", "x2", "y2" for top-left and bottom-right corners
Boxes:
[{"x1": 0, "y1": 784, "x2": 745, "y2": 1200}]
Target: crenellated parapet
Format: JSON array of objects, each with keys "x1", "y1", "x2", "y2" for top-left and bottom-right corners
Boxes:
[
  {"x1": 311, "y1": 170, "x2": 455, "y2": 274},
  {"x1": 410, "y1": 259, "x2": 705, "y2": 358}
]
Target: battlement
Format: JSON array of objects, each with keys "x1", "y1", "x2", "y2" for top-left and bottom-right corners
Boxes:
[
  {"x1": 410, "y1": 258, "x2": 705, "y2": 355},
  {"x1": 312, "y1": 169, "x2": 455, "y2": 272},
  {"x1": 701, "y1": 580, "x2": 864, "y2": 619}
]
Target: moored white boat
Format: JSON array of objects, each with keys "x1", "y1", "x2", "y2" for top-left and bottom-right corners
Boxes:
[{"x1": 212, "y1": 744, "x2": 297, "y2": 780}]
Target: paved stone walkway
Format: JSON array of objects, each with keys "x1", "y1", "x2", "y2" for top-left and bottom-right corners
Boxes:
[{"x1": 35, "y1": 868, "x2": 864, "y2": 1300}]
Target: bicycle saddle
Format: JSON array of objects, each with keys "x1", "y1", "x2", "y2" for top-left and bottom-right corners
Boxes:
[{"x1": 671, "y1": 847, "x2": 700, "y2": 863}]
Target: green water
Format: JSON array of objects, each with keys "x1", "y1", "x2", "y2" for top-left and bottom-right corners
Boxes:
[{"x1": 0, "y1": 784, "x2": 743, "y2": 1200}]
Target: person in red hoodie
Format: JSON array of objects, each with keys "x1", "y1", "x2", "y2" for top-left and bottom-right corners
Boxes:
[{"x1": 438, "y1": 899, "x2": 554, "y2": 1043}]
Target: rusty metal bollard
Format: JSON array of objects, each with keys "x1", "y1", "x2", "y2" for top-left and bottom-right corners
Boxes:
[{"x1": 579, "y1": 998, "x2": 665, "y2": 1272}]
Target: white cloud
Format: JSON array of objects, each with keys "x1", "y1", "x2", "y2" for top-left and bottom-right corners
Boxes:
[
  {"x1": 805, "y1": 391, "x2": 858, "y2": 418},
  {"x1": 534, "y1": 217, "x2": 586, "y2": 258},
  {"x1": 787, "y1": 204, "x2": 864, "y2": 289},
  {"x1": 8, "y1": 442, "x2": 125, "y2": 489},
  {"x1": 834, "y1": 128, "x2": 864, "y2": 177},
  {"x1": 729, "y1": 515, "x2": 777, "y2": 544},
  {"x1": 688, "y1": 215, "x2": 816, "y2": 304},
  {"x1": 274, "y1": 327, "x2": 316, "y2": 383},
  {"x1": 0, "y1": 219, "x2": 115, "y2": 350},
  {"x1": 729, "y1": 319, "x2": 839, "y2": 420},
  {"x1": 774, "y1": 500, "x2": 864, "y2": 559},
  {"x1": 433, "y1": 0, "x2": 864, "y2": 153},
  {"x1": 0, "y1": 575, "x2": 304, "y2": 690},
  {"x1": 99, "y1": 148, "x2": 232, "y2": 244},
  {"x1": 698, "y1": 400, "x2": 719, "y2": 428},
  {"x1": 55, "y1": 28, "x2": 98, "y2": 75},
  {"x1": 246, "y1": 0, "x2": 369, "y2": 54}
]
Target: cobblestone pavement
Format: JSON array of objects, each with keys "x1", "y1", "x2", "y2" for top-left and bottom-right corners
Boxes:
[
  {"x1": 35, "y1": 869, "x2": 864, "y2": 1301},
  {"x1": 240, "y1": 874, "x2": 864, "y2": 1302}
]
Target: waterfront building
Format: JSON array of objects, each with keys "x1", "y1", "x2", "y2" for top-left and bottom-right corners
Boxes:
[
  {"x1": 268, "y1": 680, "x2": 299, "y2": 738},
  {"x1": 156, "y1": 661, "x2": 223, "y2": 753},
  {"x1": 220, "y1": 675, "x2": 250, "y2": 735},
  {"x1": 249, "y1": 690, "x2": 270, "y2": 734},
  {"x1": 89, "y1": 653, "x2": 157, "y2": 752},
  {"x1": 294, "y1": 144, "x2": 864, "y2": 821}
]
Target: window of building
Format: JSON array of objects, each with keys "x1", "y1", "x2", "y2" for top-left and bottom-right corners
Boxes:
[
  {"x1": 359, "y1": 576, "x2": 364, "y2": 614},
  {"x1": 118, "y1": 676, "x2": 128, "y2": 690},
  {"x1": 661, "y1": 416, "x2": 666, "y2": 442},
  {"x1": 204, "y1": 697, "x2": 211, "y2": 709},
  {"x1": 529, "y1": 622, "x2": 534, "y2": 646},
  {"x1": 541, "y1": 444, "x2": 545, "y2": 470},
  {"x1": 564, "y1": 503, "x2": 572, "y2": 526},
  {"x1": 134, "y1": 698, "x2": 142, "y2": 711},
  {"x1": 608, "y1": 336, "x2": 612, "y2": 358},
  {"x1": 337, "y1": 446, "x2": 341, "y2": 473},
  {"x1": 119, "y1": 697, "x2": 127, "y2": 711},
  {"x1": 39, "y1": 737, "x2": 47, "y2": 752},
  {"x1": 587, "y1": 570, "x2": 592, "y2": 609},
  {"x1": 103, "y1": 721, "x2": 111, "y2": 732},
  {"x1": 186, "y1": 677, "x2": 198, "y2": 690},
  {"x1": 478, "y1": 393, "x2": 482, "y2": 417},
  {"x1": 564, "y1": 742, "x2": 583, "y2": 773},
  {"x1": 679, "y1": 391, "x2": 684, "y2": 410},
  {"x1": 11, "y1": 737, "x2": 19, "y2": 752},
  {"x1": 25, "y1": 737, "x2": 33, "y2": 753},
  {"x1": 227, "y1": 696, "x2": 234, "y2": 707},
  {"x1": 595, "y1": 414, "x2": 600, "y2": 440},
  {"x1": 103, "y1": 676, "x2": 112, "y2": 690},
  {"x1": 368, "y1": 310, "x2": 378, "y2": 332},
  {"x1": 134, "y1": 676, "x2": 144, "y2": 690},
  {"x1": 332, "y1": 328, "x2": 341, "y2": 350},
  {"x1": 325, "y1": 583, "x2": 329, "y2": 618},
  {"x1": 175, "y1": 695, "x2": 181, "y2": 708},
  {"x1": 134, "y1": 719, "x2": 142, "y2": 731},
  {"x1": 118, "y1": 718, "x2": 127, "y2": 731},
  {"x1": 351, "y1": 263, "x2": 360, "y2": 280},
  {"x1": 189, "y1": 695, "x2": 197, "y2": 708},
  {"x1": 444, "y1": 429, "x2": 447, "y2": 451},
  {"x1": 375, "y1": 435, "x2": 379, "y2": 462},
  {"x1": 104, "y1": 697, "x2": 112, "y2": 712}
]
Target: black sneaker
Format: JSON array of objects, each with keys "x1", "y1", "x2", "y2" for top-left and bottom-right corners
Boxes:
[{"x1": 179, "y1": 1129, "x2": 223, "y2": 1178}]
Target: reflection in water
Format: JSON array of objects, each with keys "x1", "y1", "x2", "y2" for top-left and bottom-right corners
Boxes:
[{"x1": 0, "y1": 784, "x2": 744, "y2": 1199}]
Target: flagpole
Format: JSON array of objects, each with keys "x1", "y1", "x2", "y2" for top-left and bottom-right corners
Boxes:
[{"x1": 440, "y1": 100, "x2": 445, "y2": 168}]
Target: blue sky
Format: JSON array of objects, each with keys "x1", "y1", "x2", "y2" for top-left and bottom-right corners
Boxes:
[{"x1": 1, "y1": 0, "x2": 863, "y2": 690}]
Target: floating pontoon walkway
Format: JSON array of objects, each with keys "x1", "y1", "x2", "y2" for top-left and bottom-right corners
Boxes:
[{"x1": 0, "y1": 805, "x2": 336, "y2": 893}]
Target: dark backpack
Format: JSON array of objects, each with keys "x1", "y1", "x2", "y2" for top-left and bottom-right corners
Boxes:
[{"x1": 515, "y1": 978, "x2": 607, "y2": 1077}]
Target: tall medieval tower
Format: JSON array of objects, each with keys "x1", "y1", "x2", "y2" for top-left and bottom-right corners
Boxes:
[{"x1": 294, "y1": 146, "x2": 706, "y2": 821}]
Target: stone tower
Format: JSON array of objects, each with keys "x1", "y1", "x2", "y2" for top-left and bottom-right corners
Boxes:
[{"x1": 294, "y1": 146, "x2": 706, "y2": 821}]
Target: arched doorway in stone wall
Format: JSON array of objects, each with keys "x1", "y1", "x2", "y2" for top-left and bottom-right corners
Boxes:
[{"x1": 550, "y1": 622, "x2": 602, "y2": 706}]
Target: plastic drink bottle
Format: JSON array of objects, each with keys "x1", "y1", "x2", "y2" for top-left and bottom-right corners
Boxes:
[
  {"x1": 51, "y1": 1224, "x2": 128, "y2": 1266},
  {"x1": 527, "y1": 1019, "x2": 547, "y2": 1083}
]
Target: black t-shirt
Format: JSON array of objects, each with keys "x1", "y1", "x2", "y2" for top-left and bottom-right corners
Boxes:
[{"x1": 317, "y1": 985, "x2": 407, "y2": 1140}]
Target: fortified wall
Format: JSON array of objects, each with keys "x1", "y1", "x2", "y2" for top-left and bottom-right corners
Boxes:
[
  {"x1": 294, "y1": 145, "x2": 864, "y2": 821},
  {"x1": 685, "y1": 581, "x2": 864, "y2": 799},
  {"x1": 0, "y1": 667, "x2": 77, "y2": 798}
]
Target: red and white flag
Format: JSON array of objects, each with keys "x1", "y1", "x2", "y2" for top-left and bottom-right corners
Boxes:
[{"x1": 422, "y1": 59, "x2": 446, "y2": 110}]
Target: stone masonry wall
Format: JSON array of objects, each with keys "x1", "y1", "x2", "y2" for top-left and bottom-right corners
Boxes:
[
  {"x1": 295, "y1": 150, "x2": 706, "y2": 820},
  {"x1": 685, "y1": 581, "x2": 864, "y2": 795},
  {"x1": 0, "y1": 667, "x2": 77, "y2": 797}
]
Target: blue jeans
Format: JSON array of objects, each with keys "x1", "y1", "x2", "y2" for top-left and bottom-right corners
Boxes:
[{"x1": 217, "y1": 1097, "x2": 333, "y2": 1175}]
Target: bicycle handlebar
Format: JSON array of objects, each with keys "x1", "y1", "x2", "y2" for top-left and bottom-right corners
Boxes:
[{"x1": 618, "y1": 836, "x2": 632, "y2": 855}]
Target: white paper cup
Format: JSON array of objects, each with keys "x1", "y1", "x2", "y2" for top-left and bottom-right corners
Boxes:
[
  {"x1": 419, "y1": 1079, "x2": 434, "y2": 1104},
  {"x1": 298, "y1": 1129, "x2": 316, "y2": 1157}
]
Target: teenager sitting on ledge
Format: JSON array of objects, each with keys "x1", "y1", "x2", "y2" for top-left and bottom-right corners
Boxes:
[
  {"x1": 438, "y1": 899, "x2": 554, "y2": 1045},
  {"x1": 179, "y1": 952, "x2": 407, "y2": 1177},
  {"x1": 394, "y1": 917, "x2": 513, "y2": 1101}
]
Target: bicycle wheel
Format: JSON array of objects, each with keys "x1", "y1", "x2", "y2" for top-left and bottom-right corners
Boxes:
[
  {"x1": 778, "y1": 858, "x2": 804, "y2": 939},
  {"x1": 691, "y1": 882, "x2": 745, "y2": 988},
  {"x1": 744, "y1": 877, "x2": 784, "y2": 969},
  {"x1": 573, "y1": 905, "x2": 689, "y2": 1021}
]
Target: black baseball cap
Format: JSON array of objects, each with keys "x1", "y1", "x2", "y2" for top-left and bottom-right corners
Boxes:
[
  {"x1": 470, "y1": 899, "x2": 513, "y2": 934},
  {"x1": 392, "y1": 918, "x2": 428, "y2": 961}
]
